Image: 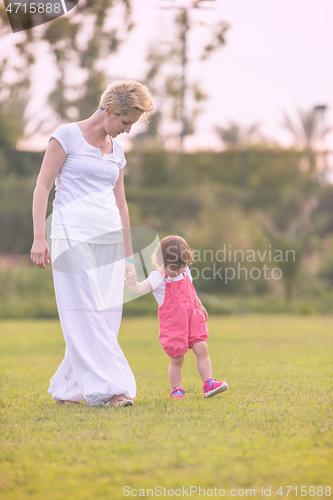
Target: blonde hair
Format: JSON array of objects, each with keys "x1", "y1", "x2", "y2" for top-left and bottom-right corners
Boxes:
[
  {"x1": 152, "y1": 235, "x2": 194, "y2": 272},
  {"x1": 99, "y1": 80, "x2": 153, "y2": 120}
]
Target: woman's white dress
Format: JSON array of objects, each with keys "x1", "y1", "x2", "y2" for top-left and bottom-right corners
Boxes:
[{"x1": 47, "y1": 123, "x2": 136, "y2": 405}]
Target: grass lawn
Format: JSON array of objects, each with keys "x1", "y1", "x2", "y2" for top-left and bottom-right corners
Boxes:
[{"x1": 0, "y1": 316, "x2": 332, "y2": 500}]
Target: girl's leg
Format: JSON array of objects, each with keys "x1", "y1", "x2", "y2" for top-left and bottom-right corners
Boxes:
[
  {"x1": 168, "y1": 355, "x2": 184, "y2": 388},
  {"x1": 192, "y1": 341, "x2": 212, "y2": 382}
]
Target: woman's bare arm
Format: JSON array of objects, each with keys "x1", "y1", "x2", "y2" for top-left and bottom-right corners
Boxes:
[
  {"x1": 113, "y1": 168, "x2": 137, "y2": 285},
  {"x1": 31, "y1": 138, "x2": 66, "y2": 269},
  {"x1": 113, "y1": 168, "x2": 133, "y2": 257}
]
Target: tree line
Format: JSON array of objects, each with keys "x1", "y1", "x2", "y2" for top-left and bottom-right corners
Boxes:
[
  {"x1": 1, "y1": 0, "x2": 333, "y2": 309},
  {"x1": 2, "y1": 144, "x2": 333, "y2": 302}
]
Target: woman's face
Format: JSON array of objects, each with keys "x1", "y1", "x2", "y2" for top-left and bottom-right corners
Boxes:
[{"x1": 105, "y1": 108, "x2": 140, "y2": 138}]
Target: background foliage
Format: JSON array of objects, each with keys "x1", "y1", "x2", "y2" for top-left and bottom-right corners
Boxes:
[
  {"x1": 1, "y1": 143, "x2": 333, "y2": 317},
  {"x1": 0, "y1": 0, "x2": 332, "y2": 317}
]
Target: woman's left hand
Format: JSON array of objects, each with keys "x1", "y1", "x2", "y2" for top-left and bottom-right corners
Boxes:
[{"x1": 124, "y1": 261, "x2": 137, "y2": 286}]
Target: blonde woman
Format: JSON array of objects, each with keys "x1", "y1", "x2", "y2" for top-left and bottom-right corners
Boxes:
[{"x1": 31, "y1": 81, "x2": 153, "y2": 407}]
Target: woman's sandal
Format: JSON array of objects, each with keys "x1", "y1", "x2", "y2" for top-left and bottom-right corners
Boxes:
[{"x1": 111, "y1": 399, "x2": 134, "y2": 408}]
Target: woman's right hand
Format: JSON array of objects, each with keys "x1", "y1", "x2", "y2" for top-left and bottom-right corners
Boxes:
[
  {"x1": 30, "y1": 237, "x2": 50, "y2": 270},
  {"x1": 124, "y1": 260, "x2": 137, "y2": 286},
  {"x1": 31, "y1": 138, "x2": 66, "y2": 270}
]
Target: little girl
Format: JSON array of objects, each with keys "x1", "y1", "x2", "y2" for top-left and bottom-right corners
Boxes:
[{"x1": 128, "y1": 235, "x2": 228, "y2": 399}]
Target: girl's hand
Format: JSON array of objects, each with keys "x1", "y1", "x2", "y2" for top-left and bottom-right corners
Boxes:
[
  {"x1": 200, "y1": 304, "x2": 208, "y2": 321},
  {"x1": 31, "y1": 237, "x2": 50, "y2": 270},
  {"x1": 124, "y1": 260, "x2": 137, "y2": 286},
  {"x1": 195, "y1": 295, "x2": 208, "y2": 321}
]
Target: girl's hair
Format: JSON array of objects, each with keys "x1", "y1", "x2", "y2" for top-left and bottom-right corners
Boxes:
[
  {"x1": 152, "y1": 235, "x2": 194, "y2": 272},
  {"x1": 99, "y1": 80, "x2": 153, "y2": 120}
]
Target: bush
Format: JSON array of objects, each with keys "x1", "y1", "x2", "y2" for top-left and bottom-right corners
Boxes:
[{"x1": 0, "y1": 265, "x2": 58, "y2": 319}]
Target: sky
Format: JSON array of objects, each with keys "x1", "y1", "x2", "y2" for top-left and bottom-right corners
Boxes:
[
  {"x1": 3, "y1": 0, "x2": 333, "y2": 152},
  {"x1": 112, "y1": 0, "x2": 333, "y2": 151}
]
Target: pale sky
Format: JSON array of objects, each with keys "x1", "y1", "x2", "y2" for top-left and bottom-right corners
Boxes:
[
  {"x1": 4, "y1": 0, "x2": 332, "y2": 152},
  {"x1": 113, "y1": 0, "x2": 333, "y2": 151}
]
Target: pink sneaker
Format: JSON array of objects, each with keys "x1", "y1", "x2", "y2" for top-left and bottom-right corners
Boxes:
[
  {"x1": 203, "y1": 377, "x2": 228, "y2": 398},
  {"x1": 170, "y1": 387, "x2": 185, "y2": 399}
]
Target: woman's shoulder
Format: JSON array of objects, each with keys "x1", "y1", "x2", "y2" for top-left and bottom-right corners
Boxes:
[
  {"x1": 111, "y1": 137, "x2": 125, "y2": 156},
  {"x1": 52, "y1": 122, "x2": 77, "y2": 136},
  {"x1": 111, "y1": 137, "x2": 126, "y2": 169},
  {"x1": 111, "y1": 136, "x2": 123, "y2": 148},
  {"x1": 50, "y1": 122, "x2": 76, "y2": 147},
  {"x1": 50, "y1": 123, "x2": 82, "y2": 154}
]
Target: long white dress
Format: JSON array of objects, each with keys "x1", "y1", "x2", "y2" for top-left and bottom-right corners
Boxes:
[{"x1": 47, "y1": 123, "x2": 136, "y2": 405}]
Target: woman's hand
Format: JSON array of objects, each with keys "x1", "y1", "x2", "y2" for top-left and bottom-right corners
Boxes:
[
  {"x1": 124, "y1": 260, "x2": 137, "y2": 286},
  {"x1": 31, "y1": 237, "x2": 50, "y2": 270}
]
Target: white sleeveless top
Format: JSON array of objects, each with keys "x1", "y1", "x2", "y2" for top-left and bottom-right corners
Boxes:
[{"x1": 50, "y1": 123, "x2": 126, "y2": 243}]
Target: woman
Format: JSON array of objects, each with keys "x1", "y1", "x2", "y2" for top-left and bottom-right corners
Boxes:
[{"x1": 31, "y1": 80, "x2": 153, "y2": 406}]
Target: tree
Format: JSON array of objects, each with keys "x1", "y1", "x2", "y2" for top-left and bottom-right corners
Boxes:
[
  {"x1": 0, "y1": 95, "x2": 29, "y2": 175},
  {"x1": 142, "y1": 3, "x2": 229, "y2": 148},
  {"x1": 0, "y1": 0, "x2": 133, "y2": 141},
  {"x1": 282, "y1": 106, "x2": 331, "y2": 177},
  {"x1": 282, "y1": 108, "x2": 322, "y2": 149},
  {"x1": 258, "y1": 215, "x2": 311, "y2": 301},
  {"x1": 215, "y1": 121, "x2": 262, "y2": 148}
]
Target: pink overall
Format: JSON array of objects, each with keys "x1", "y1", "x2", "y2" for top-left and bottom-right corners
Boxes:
[{"x1": 158, "y1": 272, "x2": 209, "y2": 358}]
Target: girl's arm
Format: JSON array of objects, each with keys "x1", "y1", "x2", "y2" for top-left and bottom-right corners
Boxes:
[
  {"x1": 195, "y1": 294, "x2": 208, "y2": 321},
  {"x1": 31, "y1": 138, "x2": 66, "y2": 269},
  {"x1": 128, "y1": 280, "x2": 150, "y2": 294},
  {"x1": 113, "y1": 168, "x2": 136, "y2": 285}
]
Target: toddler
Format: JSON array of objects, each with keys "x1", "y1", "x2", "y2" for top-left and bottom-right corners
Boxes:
[{"x1": 128, "y1": 235, "x2": 228, "y2": 399}]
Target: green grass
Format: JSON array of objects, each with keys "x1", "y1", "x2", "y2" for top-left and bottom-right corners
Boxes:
[{"x1": 0, "y1": 316, "x2": 332, "y2": 500}]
